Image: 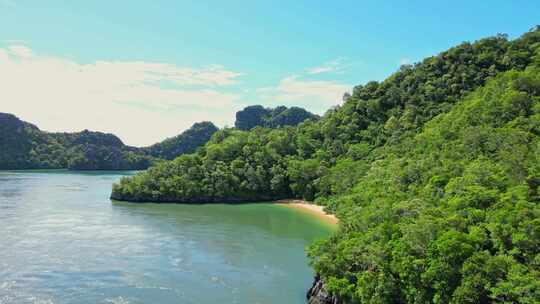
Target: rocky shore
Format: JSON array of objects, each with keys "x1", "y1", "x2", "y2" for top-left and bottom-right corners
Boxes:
[{"x1": 307, "y1": 275, "x2": 341, "y2": 304}]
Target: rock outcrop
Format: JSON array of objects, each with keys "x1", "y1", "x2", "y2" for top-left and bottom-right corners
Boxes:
[{"x1": 307, "y1": 275, "x2": 341, "y2": 304}]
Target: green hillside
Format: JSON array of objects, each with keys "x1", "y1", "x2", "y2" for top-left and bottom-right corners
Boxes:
[
  {"x1": 112, "y1": 28, "x2": 540, "y2": 202},
  {"x1": 0, "y1": 105, "x2": 315, "y2": 170},
  {"x1": 0, "y1": 115, "x2": 217, "y2": 170},
  {"x1": 308, "y1": 67, "x2": 540, "y2": 303},
  {"x1": 111, "y1": 27, "x2": 540, "y2": 302},
  {"x1": 235, "y1": 105, "x2": 319, "y2": 130},
  {"x1": 143, "y1": 122, "x2": 219, "y2": 160}
]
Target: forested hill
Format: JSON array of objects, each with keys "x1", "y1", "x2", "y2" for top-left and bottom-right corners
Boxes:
[
  {"x1": 112, "y1": 28, "x2": 540, "y2": 202},
  {"x1": 112, "y1": 27, "x2": 540, "y2": 303},
  {"x1": 0, "y1": 105, "x2": 315, "y2": 170},
  {"x1": 0, "y1": 114, "x2": 218, "y2": 170},
  {"x1": 143, "y1": 122, "x2": 219, "y2": 160},
  {"x1": 307, "y1": 67, "x2": 540, "y2": 303},
  {"x1": 235, "y1": 105, "x2": 319, "y2": 130}
]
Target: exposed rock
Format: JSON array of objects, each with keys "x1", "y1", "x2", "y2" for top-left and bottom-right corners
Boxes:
[{"x1": 307, "y1": 274, "x2": 341, "y2": 304}]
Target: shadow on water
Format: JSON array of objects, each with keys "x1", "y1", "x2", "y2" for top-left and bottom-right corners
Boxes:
[{"x1": 110, "y1": 200, "x2": 335, "y2": 243}]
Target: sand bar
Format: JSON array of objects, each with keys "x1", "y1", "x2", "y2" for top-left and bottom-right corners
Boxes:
[{"x1": 275, "y1": 199, "x2": 338, "y2": 225}]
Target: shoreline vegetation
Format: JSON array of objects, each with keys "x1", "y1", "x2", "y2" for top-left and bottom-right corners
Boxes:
[
  {"x1": 111, "y1": 195, "x2": 338, "y2": 225},
  {"x1": 110, "y1": 28, "x2": 540, "y2": 303},
  {"x1": 275, "y1": 199, "x2": 338, "y2": 225}
]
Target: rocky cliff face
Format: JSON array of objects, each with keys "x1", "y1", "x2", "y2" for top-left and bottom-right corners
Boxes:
[{"x1": 307, "y1": 275, "x2": 341, "y2": 304}]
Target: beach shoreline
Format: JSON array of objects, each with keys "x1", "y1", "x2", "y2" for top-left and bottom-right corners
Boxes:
[{"x1": 275, "y1": 199, "x2": 338, "y2": 225}]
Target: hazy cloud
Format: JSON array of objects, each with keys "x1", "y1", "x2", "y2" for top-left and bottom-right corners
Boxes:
[
  {"x1": 399, "y1": 57, "x2": 412, "y2": 66},
  {"x1": 307, "y1": 58, "x2": 349, "y2": 75},
  {"x1": 0, "y1": 45, "x2": 243, "y2": 146},
  {"x1": 256, "y1": 75, "x2": 351, "y2": 113},
  {"x1": 0, "y1": 45, "x2": 354, "y2": 146}
]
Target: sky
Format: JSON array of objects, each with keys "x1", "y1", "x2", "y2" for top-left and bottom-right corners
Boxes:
[{"x1": 0, "y1": 1, "x2": 539, "y2": 146}]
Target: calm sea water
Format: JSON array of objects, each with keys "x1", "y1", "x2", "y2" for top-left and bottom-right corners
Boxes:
[{"x1": 0, "y1": 171, "x2": 333, "y2": 304}]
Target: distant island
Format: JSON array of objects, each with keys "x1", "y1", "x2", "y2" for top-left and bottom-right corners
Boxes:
[
  {"x1": 0, "y1": 113, "x2": 218, "y2": 170},
  {"x1": 111, "y1": 27, "x2": 540, "y2": 304},
  {"x1": 0, "y1": 105, "x2": 318, "y2": 170},
  {"x1": 235, "y1": 105, "x2": 319, "y2": 130}
]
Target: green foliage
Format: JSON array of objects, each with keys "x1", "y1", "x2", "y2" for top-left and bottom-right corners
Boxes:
[
  {"x1": 287, "y1": 158, "x2": 326, "y2": 201},
  {"x1": 0, "y1": 116, "x2": 217, "y2": 170},
  {"x1": 234, "y1": 105, "x2": 319, "y2": 130},
  {"x1": 111, "y1": 127, "x2": 297, "y2": 202},
  {"x1": 308, "y1": 67, "x2": 540, "y2": 303},
  {"x1": 144, "y1": 121, "x2": 218, "y2": 160},
  {"x1": 0, "y1": 113, "x2": 36, "y2": 168},
  {"x1": 112, "y1": 28, "x2": 540, "y2": 302}
]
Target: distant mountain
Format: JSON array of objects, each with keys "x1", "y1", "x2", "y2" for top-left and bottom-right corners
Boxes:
[
  {"x1": 0, "y1": 105, "x2": 316, "y2": 170},
  {"x1": 0, "y1": 112, "x2": 39, "y2": 169},
  {"x1": 144, "y1": 122, "x2": 219, "y2": 160},
  {"x1": 64, "y1": 130, "x2": 152, "y2": 170},
  {"x1": 0, "y1": 113, "x2": 218, "y2": 170},
  {"x1": 234, "y1": 105, "x2": 319, "y2": 130}
]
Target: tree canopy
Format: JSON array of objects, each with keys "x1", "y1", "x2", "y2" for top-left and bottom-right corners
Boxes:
[
  {"x1": 1, "y1": 104, "x2": 319, "y2": 170},
  {"x1": 234, "y1": 105, "x2": 319, "y2": 130},
  {"x1": 111, "y1": 27, "x2": 540, "y2": 303},
  {"x1": 0, "y1": 117, "x2": 218, "y2": 170},
  {"x1": 143, "y1": 121, "x2": 218, "y2": 160}
]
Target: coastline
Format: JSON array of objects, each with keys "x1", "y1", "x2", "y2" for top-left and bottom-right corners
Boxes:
[
  {"x1": 111, "y1": 193, "x2": 339, "y2": 225},
  {"x1": 275, "y1": 199, "x2": 338, "y2": 225}
]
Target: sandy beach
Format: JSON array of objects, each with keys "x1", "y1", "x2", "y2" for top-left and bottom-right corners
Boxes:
[{"x1": 275, "y1": 199, "x2": 338, "y2": 225}]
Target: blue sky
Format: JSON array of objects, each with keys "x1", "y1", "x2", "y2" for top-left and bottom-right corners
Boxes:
[{"x1": 0, "y1": 0, "x2": 539, "y2": 145}]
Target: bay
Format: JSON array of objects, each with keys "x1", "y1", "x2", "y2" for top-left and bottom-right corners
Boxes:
[{"x1": 0, "y1": 170, "x2": 333, "y2": 304}]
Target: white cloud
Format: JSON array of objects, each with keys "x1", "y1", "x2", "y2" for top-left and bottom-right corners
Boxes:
[
  {"x1": 307, "y1": 58, "x2": 348, "y2": 75},
  {"x1": 0, "y1": 45, "x2": 355, "y2": 146},
  {"x1": 399, "y1": 57, "x2": 412, "y2": 66},
  {"x1": 0, "y1": 45, "x2": 243, "y2": 146},
  {"x1": 256, "y1": 75, "x2": 351, "y2": 113},
  {"x1": 7, "y1": 45, "x2": 32, "y2": 58}
]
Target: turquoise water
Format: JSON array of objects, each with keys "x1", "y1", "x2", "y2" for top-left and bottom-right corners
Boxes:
[{"x1": 0, "y1": 171, "x2": 333, "y2": 304}]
